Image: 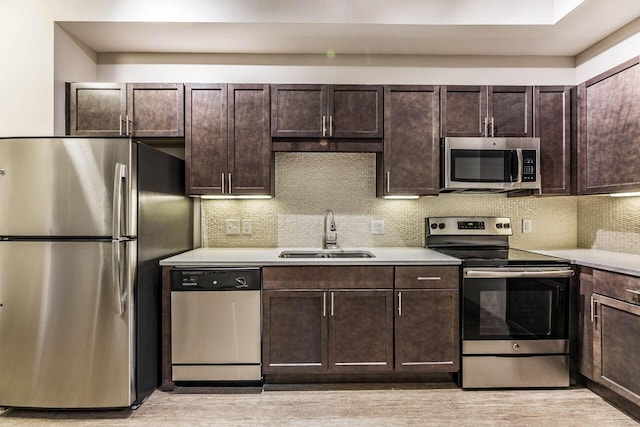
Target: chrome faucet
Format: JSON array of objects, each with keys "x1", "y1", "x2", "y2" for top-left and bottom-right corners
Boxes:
[{"x1": 323, "y1": 209, "x2": 338, "y2": 249}]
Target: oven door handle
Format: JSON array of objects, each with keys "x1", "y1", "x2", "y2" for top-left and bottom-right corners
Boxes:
[{"x1": 464, "y1": 269, "x2": 575, "y2": 279}]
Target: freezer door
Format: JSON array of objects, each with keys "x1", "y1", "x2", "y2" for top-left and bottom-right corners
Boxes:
[
  {"x1": 0, "y1": 240, "x2": 135, "y2": 408},
  {"x1": 0, "y1": 138, "x2": 132, "y2": 237}
]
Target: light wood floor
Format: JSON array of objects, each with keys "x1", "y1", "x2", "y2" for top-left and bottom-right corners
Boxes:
[{"x1": 0, "y1": 385, "x2": 638, "y2": 426}]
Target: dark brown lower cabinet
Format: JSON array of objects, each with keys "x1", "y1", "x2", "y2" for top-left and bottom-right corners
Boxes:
[
  {"x1": 262, "y1": 289, "x2": 393, "y2": 374},
  {"x1": 592, "y1": 294, "x2": 640, "y2": 406},
  {"x1": 395, "y1": 289, "x2": 459, "y2": 372}
]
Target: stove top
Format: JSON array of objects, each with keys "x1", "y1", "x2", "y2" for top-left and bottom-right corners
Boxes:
[
  {"x1": 425, "y1": 216, "x2": 570, "y2": 266},
  {"x1": 431, "y1": 247, "x2": 569, "y2": 266}
]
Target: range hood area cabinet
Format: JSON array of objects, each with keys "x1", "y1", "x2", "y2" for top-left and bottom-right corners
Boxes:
[
  {"x1": 270, "y1": 84, "x2": 383, "y2": 151},
  {"x1": 441, "y1": 85, "x2": 533, "y2": 138},
  {"x1": 578, "y1": 57, "x2": 640, "y2": 195},
  {"x1": 185, "y1": 84, "x2": 272, "y2": 196},
  {"x1": 376, "y1": 85, "x2": 441, "y2": 197},
  {"x1": 66, "y1": 82, "x2": 184, "y2": 137}
]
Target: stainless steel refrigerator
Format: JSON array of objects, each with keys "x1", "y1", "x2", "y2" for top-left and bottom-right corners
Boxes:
[{"x1": 0, "y1": 137, "x2": 193, "y2": 409}]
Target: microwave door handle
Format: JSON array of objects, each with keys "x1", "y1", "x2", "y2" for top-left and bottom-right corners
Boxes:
[
  {"x1": 508, "y1": 150, "x2": 518, "y2": 183},
  {"x1": 516, "y1": 148, "x2": 523, "y2": 184}
]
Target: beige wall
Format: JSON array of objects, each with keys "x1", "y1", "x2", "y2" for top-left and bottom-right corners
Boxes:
[{"x1": 202, "y1": 153, "x2": 578, "y2": 249}]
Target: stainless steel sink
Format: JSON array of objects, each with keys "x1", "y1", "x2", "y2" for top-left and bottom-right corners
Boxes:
[{"x1": 279, "y1": 250, "x2": 375, "y2": 259}]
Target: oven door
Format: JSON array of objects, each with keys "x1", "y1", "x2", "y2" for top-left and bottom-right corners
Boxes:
[{"x1": 462, "y1": 266, "x2": 572, "y2": 354}]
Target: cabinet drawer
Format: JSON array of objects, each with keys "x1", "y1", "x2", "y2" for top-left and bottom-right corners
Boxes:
[
  {"x1": 263, "y1": 266, "x2": 394, "y2": 290},
  {"x1": 593, "y1": 269, "x2": 640, "y2": 305},
  {"x1": 395, "y1": 266, "x2": 459, "y2": 289}
]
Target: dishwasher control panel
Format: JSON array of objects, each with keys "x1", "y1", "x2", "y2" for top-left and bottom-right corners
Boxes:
[{"x1": 171, "y1": 268, "x2": 261, "y2": 291}]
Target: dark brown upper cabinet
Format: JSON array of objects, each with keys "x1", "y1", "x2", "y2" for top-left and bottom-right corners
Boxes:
[
  {"x1": 441, "y1": 85, "x2": 533, "y2": 138},
  {"x1": 578, "y1": 57, "x2": 640, "y2": 195},
  {"x1": 185, "y1": 84, "x2": 271, "y2": 196},
  {"x1": 270, "y1": 85, "x2": 383, "y2": 150},
  {"x1": 67, "y1": 82, "x2": 184, "y2": 137},
  {"x1": 376, "y1": 85, "x2": 440, "y2": 197},
  {"x1": 533, "y1": 86, "x2": 574, "y2": 195}
]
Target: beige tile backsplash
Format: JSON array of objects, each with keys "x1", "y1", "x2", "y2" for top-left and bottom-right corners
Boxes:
[
  {"x1": 202, "y1": 153, "x2": 580, "y2": 250},
  {"x1": 578, "y1": 195, "x2": 640, "y2": 254}
]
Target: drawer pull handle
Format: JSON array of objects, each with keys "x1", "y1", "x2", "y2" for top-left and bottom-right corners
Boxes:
[
  {"x1": 417, "y1": 276, "x2": 441, "y2": 281},
  {"x1": 626, "y1": 289, "x2": 640, "y2": 295}
]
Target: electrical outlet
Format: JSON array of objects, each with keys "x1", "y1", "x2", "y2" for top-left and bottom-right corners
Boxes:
[
  {"x1": 522, "y1": 219, "x2": 533, "y2": 234},
  {"x1": 241, "y1": 219, "x2": 252, "y2": 235},
  {"x1": 226, "y1": 219, "x2": 241, "y2": 235},
  {"x1": 371, "y1": 220, "x2": 385, "y2": 235}
]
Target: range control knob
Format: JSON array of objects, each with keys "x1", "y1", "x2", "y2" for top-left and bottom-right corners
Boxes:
[
  {"x1": 430, "y1": 223, "x2": 438, "y2": 230},
  {"x1": 496, "y1": 223, "x2": 503, "y2": 229},
  {"x1": 438, "y1": 223, "x2": 446, "y2": 229},
  {"x1": 513, "y1": 343, "x2": 520, "y2": 351}
]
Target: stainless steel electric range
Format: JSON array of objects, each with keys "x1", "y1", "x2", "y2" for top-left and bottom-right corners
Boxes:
[{"x1": 426, "y1": 216, "x2": 574, "y2": 389}]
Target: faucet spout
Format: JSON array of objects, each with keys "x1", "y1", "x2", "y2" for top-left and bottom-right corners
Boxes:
[{"x1": 323, "y1": 209, "x2": 338, "y2": 249}]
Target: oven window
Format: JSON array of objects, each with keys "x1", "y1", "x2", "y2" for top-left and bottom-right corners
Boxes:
[
  {"x1": 463, "y1": 277, "x2": 568, "y2": 340},
  {"x1": 450, "y1": 149, "x2": 513, "y2": 182}
]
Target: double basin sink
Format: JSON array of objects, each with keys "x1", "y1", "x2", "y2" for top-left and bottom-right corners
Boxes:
[{"x1": 279, "y1": 250, "x2": 375, "y2": 259}]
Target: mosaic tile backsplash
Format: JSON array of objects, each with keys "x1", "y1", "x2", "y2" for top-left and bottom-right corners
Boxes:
[
  {"x1": 202, "y1": 153, "x2": 579, "y2": 249},
  {"x1": 578, "y1": 195, "x2": 640, "y2": 254}
]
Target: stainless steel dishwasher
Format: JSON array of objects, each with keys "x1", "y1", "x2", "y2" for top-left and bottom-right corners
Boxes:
[{"x1": 170, "y1": 268, "x2": 262, "y2": 382}]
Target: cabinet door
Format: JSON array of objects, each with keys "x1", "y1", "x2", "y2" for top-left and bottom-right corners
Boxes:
[
  {"x1": 228, "y1": 84, "x2": 272, "y2": 195},
  {"x1": 578, "y1": 269, "x2": 594, "y2": 380},
  {"x1": 127, "y1": 83, "x2": 184, "y2": 137},
  {"x1": 329, "y1": 85, "x2": 383, "y2": 138},
  {"x1": 488, "y1": 86, "x2": 533, "y2": 137},
  {"x1": 593, "y1": 294, "x2": 640, "y2": 406},
  {"x1": 441, "y1": 86, "x2": 486, "y2": 137},
  {"x1": 262, "y1": 290, "x2": 328, "y2": 374},
  {"x1": 395, "y1": 289, "x2": 459, "y2": 372},
  {"x1": 185, "y1": 84, "x2": 228, "y2": 195},
  {"x1": 381, "y1": 86, "x2": 440, "y2": 196},
  {"x1": 534, "y1": 86, "x2": 572, "y2": 195},
  {"x1": 578, "y1": 58, "x2": 640, "y2": 194},
  {"x1": 270, "y1": 84, "x2": 326, "y2": 137},
  {"x1": 68, "y1": 83, "x2": 126, "y2": 136},
  {"x1": 328, "y1": 290, "x2": 393, "y2": 372}
]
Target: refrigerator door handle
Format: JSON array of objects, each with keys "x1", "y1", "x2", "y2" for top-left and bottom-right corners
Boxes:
[
  {"x1": 112, "y1": 163, "x2": 127, "y2": 240},
  {"x1": 112, "y1": 240, "x2": 124, "y2": 315}
]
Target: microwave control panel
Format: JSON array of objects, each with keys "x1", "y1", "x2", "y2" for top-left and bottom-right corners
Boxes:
[{"x1": 521, "y1": 150, "x2": 537, "y2": 182}]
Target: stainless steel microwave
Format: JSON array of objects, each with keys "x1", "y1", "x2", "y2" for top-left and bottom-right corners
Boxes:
[{"x1": 441, "y1": 137, "x2": 541, "y2": 192}]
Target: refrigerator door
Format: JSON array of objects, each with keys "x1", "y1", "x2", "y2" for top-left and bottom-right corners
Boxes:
[
  {"x1": 0, "y1": 240, "x2": 135, "y2": 408},
  {"x1": 0, "y1": 137, "x2": 132, "y2": 238}
]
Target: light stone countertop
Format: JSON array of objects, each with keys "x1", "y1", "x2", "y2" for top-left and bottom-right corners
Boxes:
[
  {"x1": 531, "y1": 249, "x2": 640, "y2": 278},
  {"x1": 159, "y1": 247, "x2": 461, "y2": 267}
]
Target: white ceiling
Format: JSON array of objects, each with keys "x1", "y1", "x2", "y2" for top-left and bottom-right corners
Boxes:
[{"x1": 58, "y1": 0, "x2": 640, "y2": 57}]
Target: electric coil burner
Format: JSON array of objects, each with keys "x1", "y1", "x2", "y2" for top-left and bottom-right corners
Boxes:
[{"x1": 426, "y1": 217, "x2": 574, "y2": 389}]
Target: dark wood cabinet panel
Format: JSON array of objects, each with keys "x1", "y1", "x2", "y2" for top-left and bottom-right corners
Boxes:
[
  {"x1": 329, "y1": 290, "x2": 393, "y2": 372},
  {"x1": 67, "y1": 82, "x2": 184, "y2": 137},
  {"x1": 593, "y1": 294, "x2": 640, "y2": 407},
  {"x1": 441, "y1": 86, "x2": 486, "y2": 137},
  {"x1": 395, "y1": 289, "x2": 459, "y2": 372},
  {"x1": 329, "y1": 85, "x2": 383, "y2": 138},
  {"x1": 262, "y1": 266, "x2": 393, "y2": 375},
  {"x1": 263, "y1": 266, "x2": 394, "y2": 290},
  {"x1": 228, "y1": 84, "x2": 272, "y2": 194},
  {"x1": 67, "y1": 83, "x2": 126, "y2": 136},
  {"x1": 578, "y1": 58, "x2": 640, "y2": 194},
  {"x1": 441, "y1": 85, "x2": 532, "y2": 137},
  {"x1": 488, "y1": 86, "x2": 532, "y2": 137},
  {"x1": 185, "y1": 84, "x2": 227, "y2": 194},
  {"x1": 578, "y1": 269, "x2": 594, "y2": 380},
  {"x1": 271, "y1": 84, "x2": 383, "y2": 140},
  {"x1": 127, "y1": 83, "x2": 184, "y2": 137},
  {"x1": 185, "y1": 84, "x2": 271, "y2": 196},
  {"x1": 534, "y1": 86, "x2": 573, "y2": 195},
  {"x1": 271, "y1": 85, "x2": 325, "y2": 138},
  {"x1": 378, "y1": 85, "x2": 440, "y2": 196},
  {"x1": 262, "y1": 290, "x2": 327, "y2": 374},
  {"x1": 394, "y1": 266, "x2": 459, "y2": 289}
]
